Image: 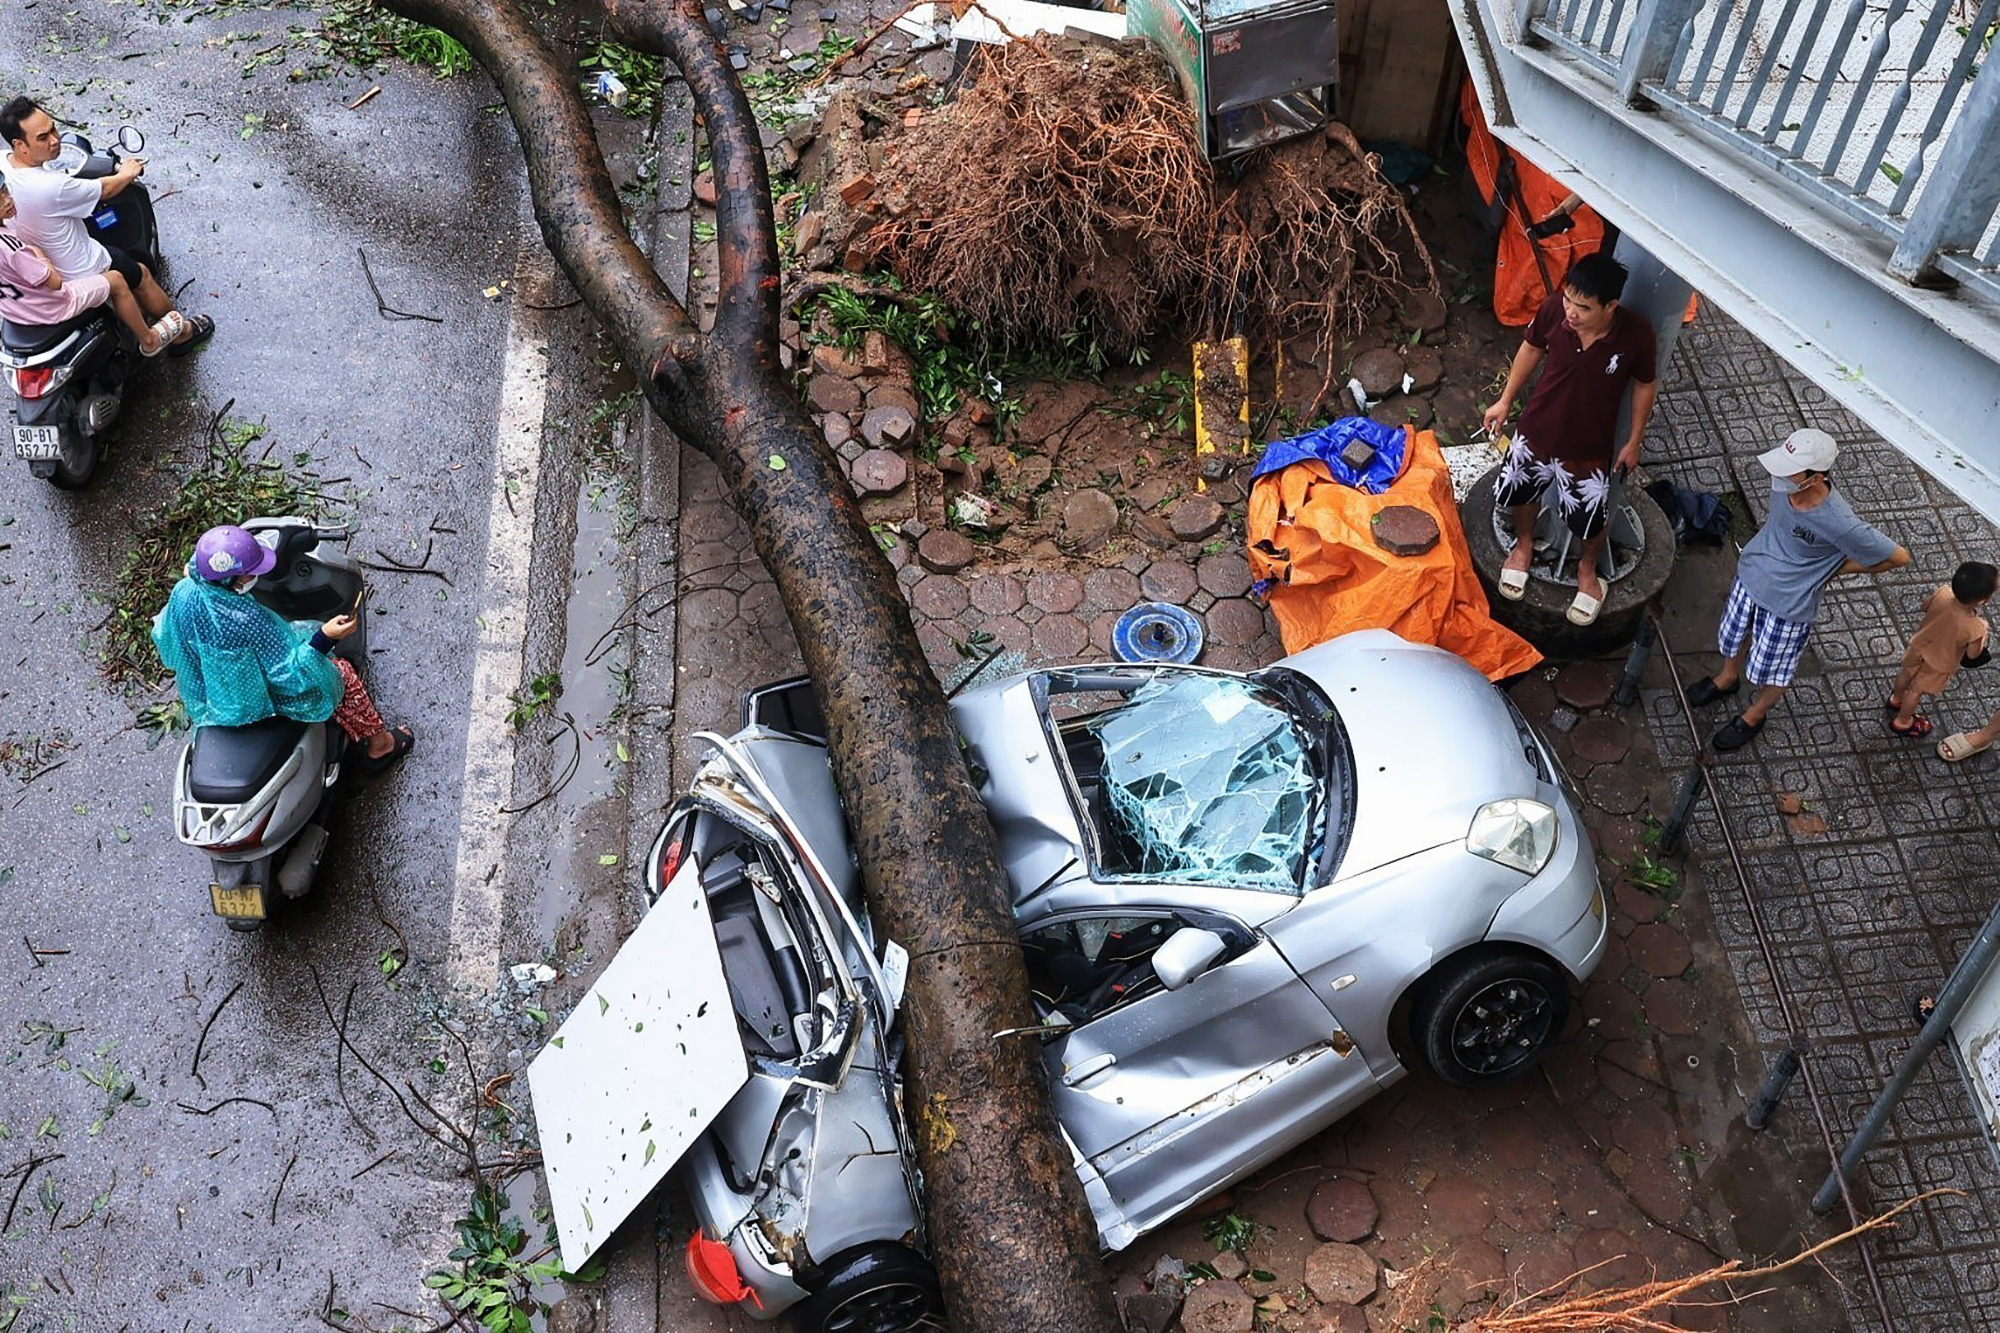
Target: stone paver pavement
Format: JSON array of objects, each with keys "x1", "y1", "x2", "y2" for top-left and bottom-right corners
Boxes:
[{"x1": 1642, "y1": 308, "x2": 2000, "y2": 1332}]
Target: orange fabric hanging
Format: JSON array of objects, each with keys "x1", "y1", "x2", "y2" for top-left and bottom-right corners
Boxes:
[
  {"x1": 1246, "y1": 427, "x2": 1542, "y2": 682},
  {"x1": 1459, "y1": 81, "x2": 1608, "y2": 328}
]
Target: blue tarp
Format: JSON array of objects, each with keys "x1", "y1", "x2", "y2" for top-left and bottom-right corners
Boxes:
[{"x1": 1250, "y1": 417, "x2": 1407, "y2": 494}]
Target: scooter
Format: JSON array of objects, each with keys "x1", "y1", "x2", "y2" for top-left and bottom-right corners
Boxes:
[
  {"x1": 170, "y1": 517, "x2": 368, "y2": 932},
  {"x1": 0, "y1": 124, "x2": 163, "y2": 489}
]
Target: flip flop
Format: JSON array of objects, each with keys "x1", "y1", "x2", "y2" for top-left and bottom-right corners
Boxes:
[
  {"x1": 1566, "y1": 590, "x2": 1603, "y2": 627},
  {"x1": 1685, "y1": 676, "x2": 1739, "y2": 707},
  {"x1": 1883, "y1": 694, "x2": 1902, "y2": 712},
  {"x1": 168, "y1": 312, "x2": 215, "y2": 358},
  {"x1": 356, "y1": 725, "x2": 416, "y2": 775},
  {"x1": 1938, "y1": 731, "x2": 1994, "y2": 763},
  {"x1": 140, "y1": 310, "x2": 187, "y2": 358},
  {"x1": 1889, "y1": 715, "x2": 1934, "y2": 739},
  {"x1": 1497, "y1": 566, "x2": 1529, "y2": 602}
]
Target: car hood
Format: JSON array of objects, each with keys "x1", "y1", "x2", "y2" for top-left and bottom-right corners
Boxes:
[
  {"x1": 528, "y1": 847, "x2": 751, "y2": 1274},
  {"x1": 951, "y1": 675, "x2": 1090, "y2": 904},
  {"x1": 1280, "y1": 631, "x2": 1541, "y2": 879}
]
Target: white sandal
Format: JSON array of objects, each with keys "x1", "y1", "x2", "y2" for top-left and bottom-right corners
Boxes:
[
  {"x1": 141, "y1": 310, "x2": 188, "y2": 358},
  {"x1": 1938, "y1": 732, "x2": 1995, "y2": 763},
  {"x1": 1566, "y1": 590, "x2": 1604, "y2": 626},
  {"x1": 1497, "y1": 567, "x2": 1529, "y2": 601}
]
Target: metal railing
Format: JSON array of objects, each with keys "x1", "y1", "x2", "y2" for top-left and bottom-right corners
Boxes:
[{"x1": 1517, "y1": 0, "x2": 2000, "y2": 299}]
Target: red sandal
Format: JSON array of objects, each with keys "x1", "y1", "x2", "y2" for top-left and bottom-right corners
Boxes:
[{"x1": 1890, "y1": 715, "x2": 1934, "y2": 739}]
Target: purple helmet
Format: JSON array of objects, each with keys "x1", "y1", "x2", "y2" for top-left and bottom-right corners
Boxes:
[{"x1": 192, "y1": 525, "x2": 278, "y2": 582}]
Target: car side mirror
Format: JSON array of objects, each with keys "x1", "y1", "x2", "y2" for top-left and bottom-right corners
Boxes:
[
  {"x1": 116, "y1": 125, "x2": 145, "y2": 155},
  {"x1": 1153, "y1": 928, "x2": 1227, "y2": 991}
]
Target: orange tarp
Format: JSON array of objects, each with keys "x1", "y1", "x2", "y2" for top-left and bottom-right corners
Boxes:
[{"x1": 1246, "y1": 428, "x2": 1542, "y2": 681}]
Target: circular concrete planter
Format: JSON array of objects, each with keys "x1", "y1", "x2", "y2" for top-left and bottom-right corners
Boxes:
[{"x1": 1462, "y1": 465, "x2": 1677, "y2": 660}]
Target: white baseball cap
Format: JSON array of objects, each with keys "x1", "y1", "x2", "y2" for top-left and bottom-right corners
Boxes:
[{"x1": 1755, "y1": 427, "x2": 1839, "y2": 476}]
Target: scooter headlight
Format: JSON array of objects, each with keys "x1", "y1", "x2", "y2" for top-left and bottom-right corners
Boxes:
[{"x1": 1466, "y1": 799, "x2": 1557, "y2": 875}]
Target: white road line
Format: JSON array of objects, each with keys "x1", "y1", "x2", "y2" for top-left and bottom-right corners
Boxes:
[{"x1": 447, "y1": 244, "x2": 554, "y2": 993}]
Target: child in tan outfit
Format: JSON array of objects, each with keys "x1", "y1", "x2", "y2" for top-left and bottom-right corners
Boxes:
[{"x1": 1888, "y1": 561, "x2": 1995, "y2": 742}]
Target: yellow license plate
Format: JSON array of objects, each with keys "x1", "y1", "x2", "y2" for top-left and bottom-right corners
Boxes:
[{"x1": 209, "y1": 883, "x2": 265, "y2": 919}]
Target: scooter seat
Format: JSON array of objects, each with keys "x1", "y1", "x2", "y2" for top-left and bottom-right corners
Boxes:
[
  {"x1": 189, "y1": 716, "x2": 310, "y2": 804},
  {"x1": 1, "y1": 308, "x2": 105, "y2": 355}
]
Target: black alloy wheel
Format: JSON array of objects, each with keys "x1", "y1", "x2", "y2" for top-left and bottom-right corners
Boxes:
[
  {"x1": 794, "y1": 1243, "x2": 943, "y2": 1333},
  {"x1": 1414, "y1": 950, "x2": 1570, "y2": 1088}
]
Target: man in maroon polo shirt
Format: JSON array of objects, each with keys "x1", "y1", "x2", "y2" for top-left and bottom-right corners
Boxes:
[{"x1": 1480, "y1": 252, "x2": 1658, "y2": 626}]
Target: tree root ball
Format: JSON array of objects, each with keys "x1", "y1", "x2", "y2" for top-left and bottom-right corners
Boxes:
[{"x1": 859, "y1": 36, "x2": 1436, "y2": 368}]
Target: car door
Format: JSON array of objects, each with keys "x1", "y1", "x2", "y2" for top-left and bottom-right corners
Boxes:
[{"x1": 1023, "y1": 905, "x2": 1381, "y2": 1239}]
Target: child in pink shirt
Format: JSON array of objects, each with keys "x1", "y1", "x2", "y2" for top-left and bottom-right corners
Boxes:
[{"x1": 0, "y1": 176, "x2": 180, "y2": 354}]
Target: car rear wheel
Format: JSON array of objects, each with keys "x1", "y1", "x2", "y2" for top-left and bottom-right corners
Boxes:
[
  {"x1": 1414, "y1": 950, "x2": 1569, "y2": 1088},
  {"x1": 792, "y1": 1243, "x2": 943, "y2": 1333}
]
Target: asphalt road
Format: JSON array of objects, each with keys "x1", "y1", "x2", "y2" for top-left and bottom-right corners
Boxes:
[{"x1": 0, "y1": 5, "x2": 652, "y2": 1329}]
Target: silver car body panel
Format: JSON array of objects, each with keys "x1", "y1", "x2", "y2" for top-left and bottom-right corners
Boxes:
[{"x1": 1278, "y1": 631, "x2": 1541, "y2": 879}]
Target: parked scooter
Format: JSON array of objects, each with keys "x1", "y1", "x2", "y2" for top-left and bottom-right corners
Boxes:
[
  {"x1": 171, "y1": 516, "x2": 368, "y2": 931},
  {"x1": 0, "y1": 124, "x2": 163, "y2": 488}
]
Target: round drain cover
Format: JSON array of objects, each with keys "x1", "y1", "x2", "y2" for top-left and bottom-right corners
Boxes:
[{"x1": 1112, "y1": 602, "x2": 1205, "y2": 664}]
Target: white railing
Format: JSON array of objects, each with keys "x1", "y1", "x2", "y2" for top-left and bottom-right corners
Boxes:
[{"x1": 1520, "y1": 0, "x2": 2000, "y2": 296}]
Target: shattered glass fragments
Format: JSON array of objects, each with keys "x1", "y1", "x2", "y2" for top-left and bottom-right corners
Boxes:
[{"x1": 1084, "y1": 674, "x2": 1314, "y2": 893}]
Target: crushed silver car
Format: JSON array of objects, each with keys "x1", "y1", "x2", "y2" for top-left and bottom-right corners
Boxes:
[{"x1": 529, "y1": 629, "x2": 1607, "y2": 1333}]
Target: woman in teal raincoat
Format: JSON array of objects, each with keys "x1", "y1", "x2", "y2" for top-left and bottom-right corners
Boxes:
[{"x1": 153, "y1": 524, "x2": 414, "y2": 771}]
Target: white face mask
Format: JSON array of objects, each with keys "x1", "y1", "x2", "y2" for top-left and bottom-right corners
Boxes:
[{"x1": 232, "y1": 575, "x2": 259, "y2": 594}]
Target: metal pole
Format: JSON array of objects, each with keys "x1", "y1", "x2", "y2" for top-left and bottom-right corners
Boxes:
[
  {"x1": 1811, "y1": 895, "x2": 2000, "y2": 1213},
  {"x1": 1609, "y1": 233, "x2": 1695, "y2": 453},
  {"x1": 1746, "y1": 1043, "x2": 1802, "y2": 1130},
  {"x1": 1614, "y1": 612, "x2": 1657, "y2": 706},
  {"x1": 1654, "y1": 763, "x2": 1702, "y2": 855},
  {"x1": 1514, "y1": 0, "x2": 1554, "y2": 41},
  {"x1": 1650, "y1": 608, "x2": 1899, "y2": 1329}
]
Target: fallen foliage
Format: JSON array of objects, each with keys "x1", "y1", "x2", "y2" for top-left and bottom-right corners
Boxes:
[
  {"x1": 861, "y1": 35, "x2": 1434, "y2": 377},
  {"x1": 103, "y1": 416, "x2": 329, "y2": 686}
]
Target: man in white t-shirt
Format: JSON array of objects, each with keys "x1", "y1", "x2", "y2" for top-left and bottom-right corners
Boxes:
[{"x1": 0, "y1": 95, "x2": 212, "y2": 354}]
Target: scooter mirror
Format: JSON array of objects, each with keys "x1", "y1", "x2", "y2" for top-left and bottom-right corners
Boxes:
[{"x1": 116, "y1": 125, "x2": 145, "y2": 155}]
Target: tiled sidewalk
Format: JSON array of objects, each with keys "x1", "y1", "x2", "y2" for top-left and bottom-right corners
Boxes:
[{"x1": 1644, "y1": 308, "x2": 2000, "y2": 1331}]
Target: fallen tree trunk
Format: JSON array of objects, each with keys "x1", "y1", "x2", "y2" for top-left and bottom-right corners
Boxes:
[{"x1": 375, "y1": 0, "x2": 1120, "y2": 1328}]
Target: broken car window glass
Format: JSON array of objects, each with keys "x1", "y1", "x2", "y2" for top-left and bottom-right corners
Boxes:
[{"x1": 1073, "y1": 673, "x2": 1318, "y2": 893}]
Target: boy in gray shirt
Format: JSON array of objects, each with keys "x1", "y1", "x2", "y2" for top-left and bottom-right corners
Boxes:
[{"x1": 1684, "y1": 428, "x2": 1909, "y2": 750}]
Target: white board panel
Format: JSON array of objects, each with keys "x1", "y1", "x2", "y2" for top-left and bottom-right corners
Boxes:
[{"x1": 529, "y1": 858, "x2": 750, "y2": 1272}]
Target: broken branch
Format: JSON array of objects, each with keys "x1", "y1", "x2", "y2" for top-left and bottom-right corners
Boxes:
[
  {"x1": 357, "y1": 247, "x2": 445, "y2": 324},
  {"x1": 190, "y1": 979, "x2": 245, "y2": 1091},
  {"x1": 4, "y1": 1153, "x2": 63, "y2": 1233},
  {"x1": 270, "y1": 1149, "x2": 298, "y2": 1224},
  {"x1": 176, "y1": 1097, "x2": 279, "y2": 1120}
]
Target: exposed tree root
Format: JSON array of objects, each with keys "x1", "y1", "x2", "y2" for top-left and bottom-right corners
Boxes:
[{"x1": 861, "y1": 36, "x2": 1436, "y2": 371}]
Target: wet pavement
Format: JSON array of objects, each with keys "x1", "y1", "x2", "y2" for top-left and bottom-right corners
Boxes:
[{"x1": 0, "y1": 5, "x2": 661, "y2": 1329}]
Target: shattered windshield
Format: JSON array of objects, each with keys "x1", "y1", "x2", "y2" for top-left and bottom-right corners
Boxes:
[{"x1": 1044, "y1": 670, "x2": 1325, "y2": 894}]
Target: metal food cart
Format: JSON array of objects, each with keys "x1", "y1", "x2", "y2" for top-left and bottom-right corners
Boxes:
[{"x1": 1126, "y1": 0, "x2": 1339, "y2": 160}]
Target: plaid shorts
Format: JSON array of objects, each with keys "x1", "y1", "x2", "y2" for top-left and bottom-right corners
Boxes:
[{"x1": 1717, "y1": 578, "x2": 1812, "y2": 687}]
